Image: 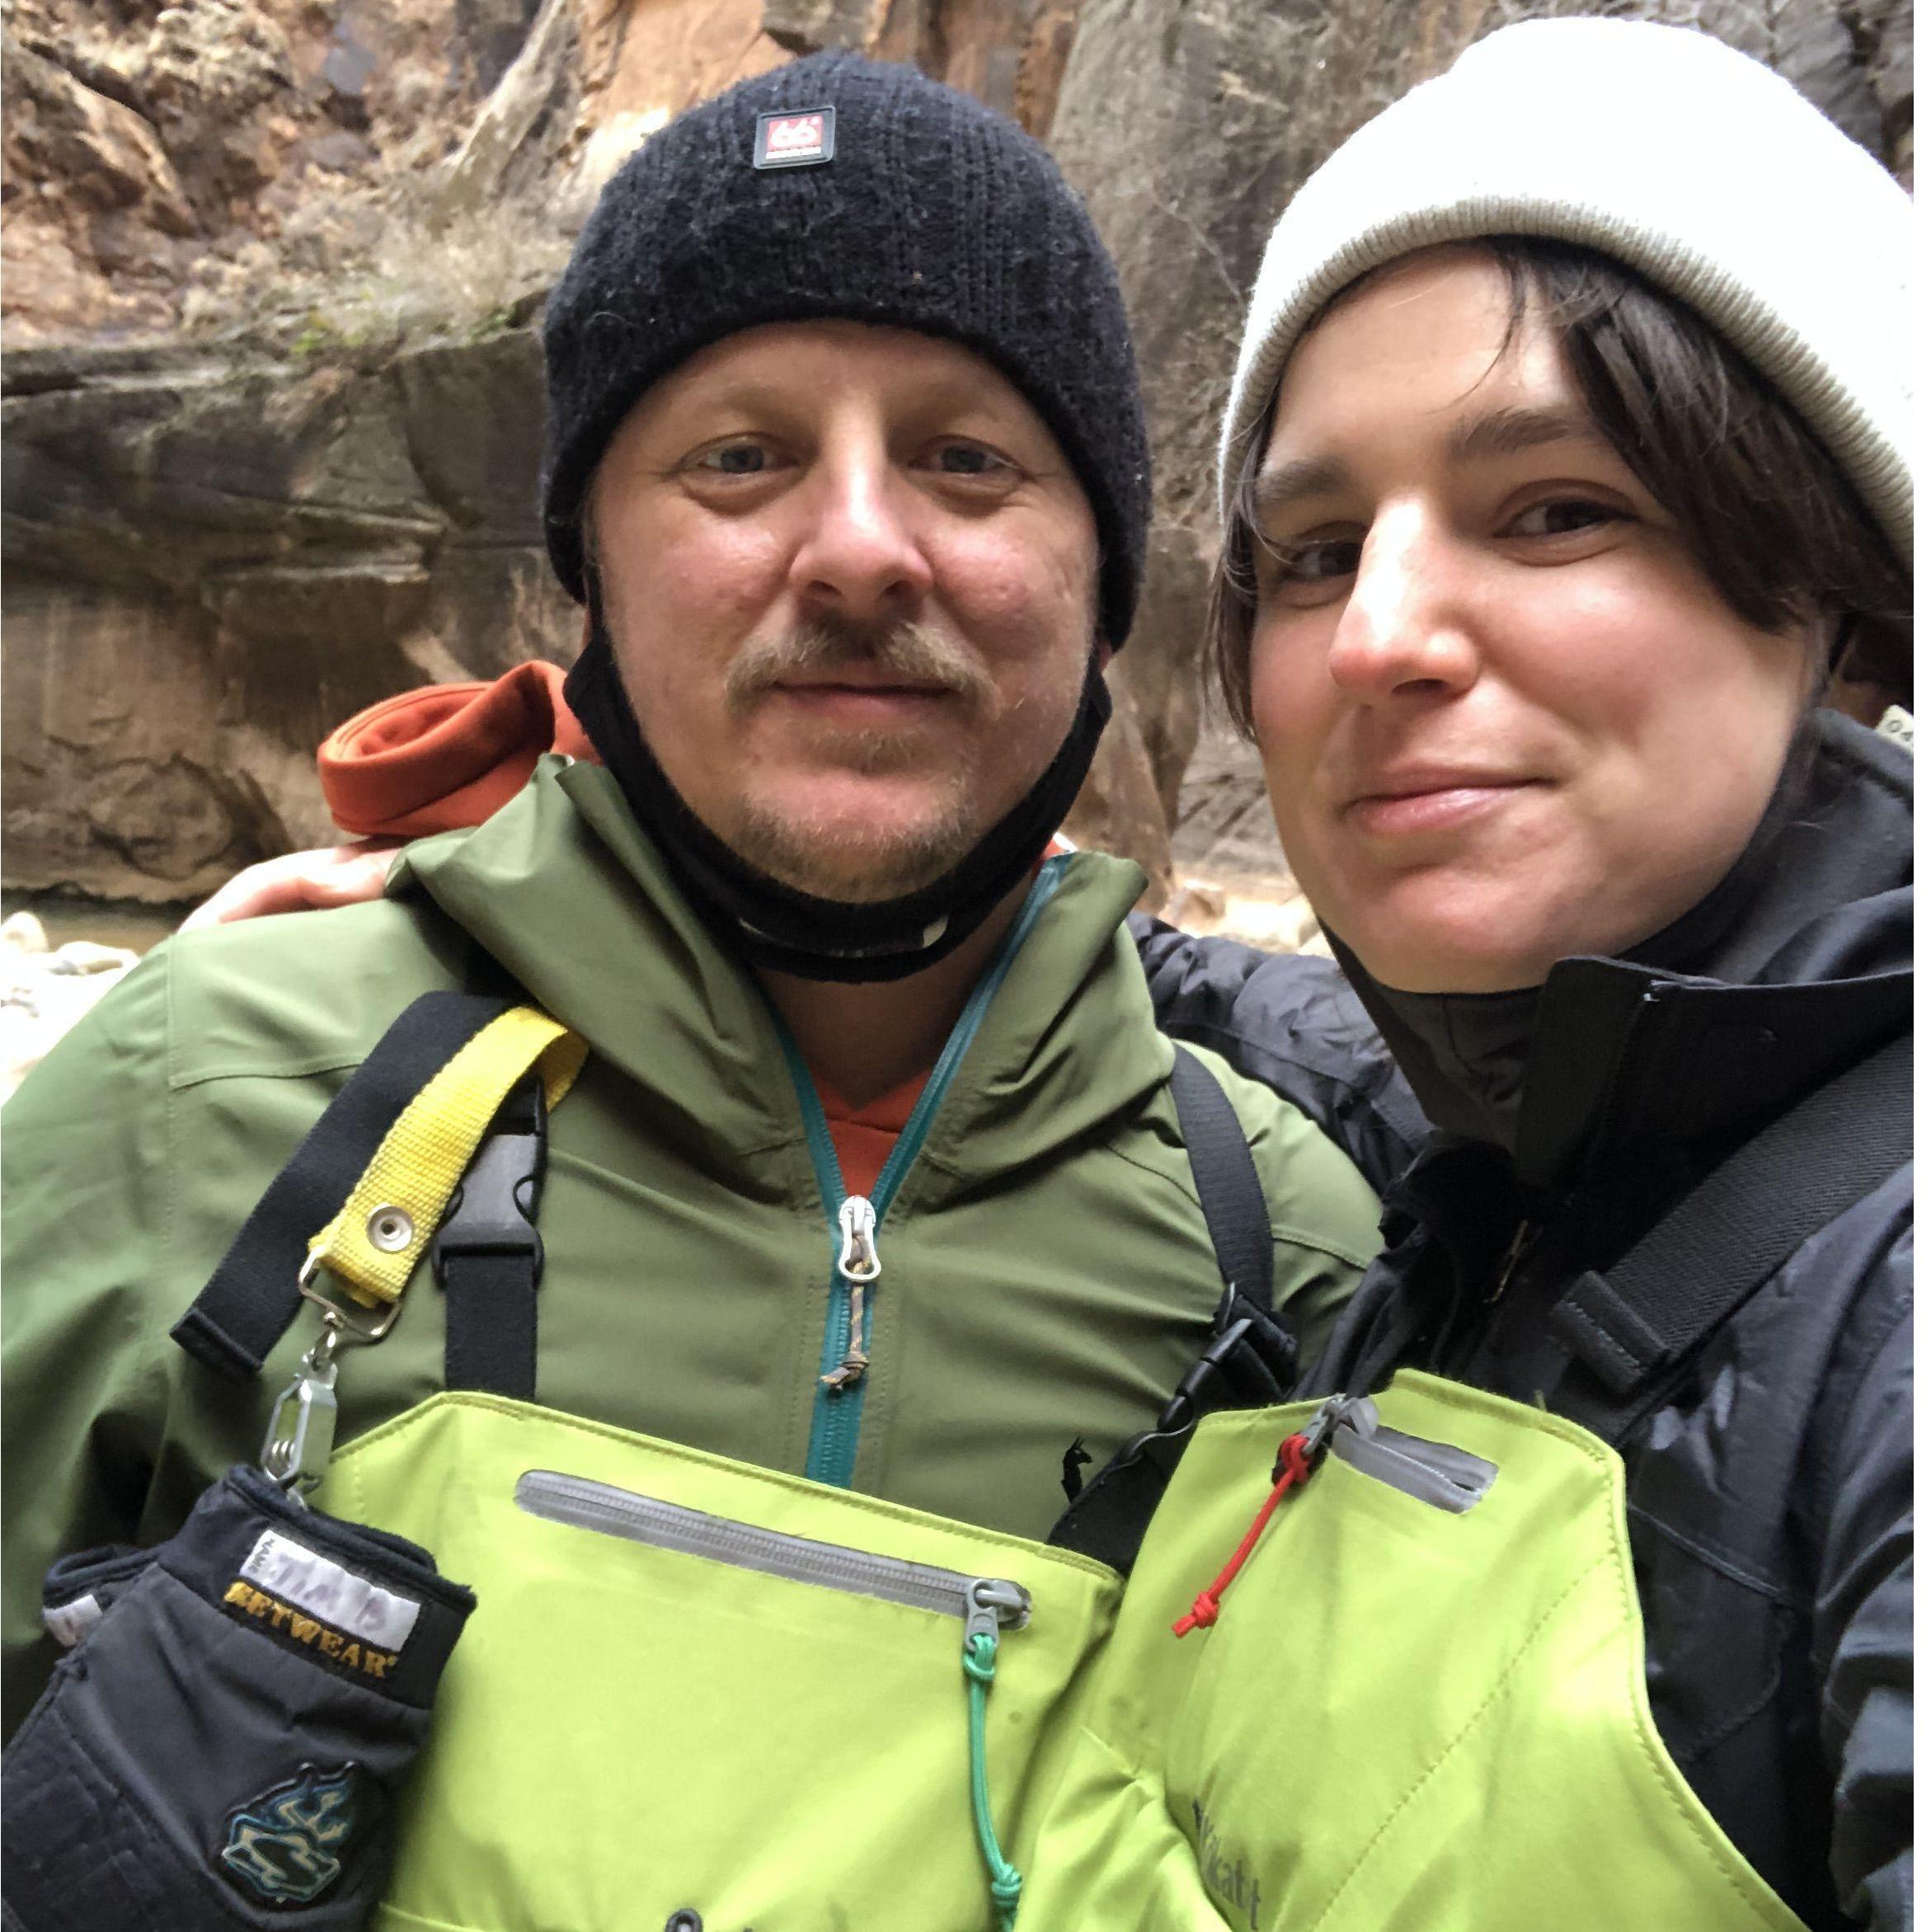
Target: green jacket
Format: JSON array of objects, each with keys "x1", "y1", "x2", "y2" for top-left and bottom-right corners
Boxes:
[{"x1": 1, "y1": 759, "x2": 1379, "y2": 1726}]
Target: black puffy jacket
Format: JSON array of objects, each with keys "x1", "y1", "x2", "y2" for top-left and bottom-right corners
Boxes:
[{"x1": 1139, "y1": 712, "x2": 1911, "y2": 1930}]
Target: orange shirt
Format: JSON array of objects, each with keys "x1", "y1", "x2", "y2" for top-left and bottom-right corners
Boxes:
[{"x1": 815, "y1": 1068, "x2": 928, "y2": 1200}]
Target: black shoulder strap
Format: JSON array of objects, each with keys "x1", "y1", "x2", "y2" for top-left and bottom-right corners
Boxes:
[
  {"x1": 1046, "y1": 1046, "x2": 1296, "y2": 1575},
  {"x1": 170, "y1": 991, "x2": 514, "y2": 1383},
  {"x1": 1550, "y1": 1032, "x2": 1911, "y2": 1439},
  {"x1": 1169, "y1": 1044, "x2": 1276, "y2": 1309}
]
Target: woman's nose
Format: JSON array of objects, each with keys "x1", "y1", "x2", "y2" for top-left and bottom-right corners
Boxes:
[{"x1": 1324, "y1": 509, "x2": 1481, "y2": 702}]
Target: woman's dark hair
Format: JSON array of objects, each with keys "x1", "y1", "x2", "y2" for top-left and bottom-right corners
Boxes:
[{"x1": 1208, "y1": 237, "x2": 1912, "y2": 734}]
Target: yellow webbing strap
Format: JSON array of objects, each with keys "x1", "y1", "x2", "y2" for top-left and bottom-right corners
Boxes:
[{"x1": 308, "y1": 1006, "x2": 586, "y2": 1308}]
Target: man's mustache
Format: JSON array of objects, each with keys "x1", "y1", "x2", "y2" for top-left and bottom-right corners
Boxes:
[{"x1": 724, "y1": 619, "x2": 998, "y2": 716}]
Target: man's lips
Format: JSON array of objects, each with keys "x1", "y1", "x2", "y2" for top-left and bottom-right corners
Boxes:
[
  {"x1": 1341, "y1": 769, "x2": 1539, "y2": 837},
  {"x1": 766, "y1": 679, "x2": 959, "y2": 722}
]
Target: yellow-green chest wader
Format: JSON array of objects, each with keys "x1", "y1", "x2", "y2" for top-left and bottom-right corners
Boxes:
[
  {"x1": 155, "y1": 990, "x2": 1276, "y2": 1932},
  {"x1": 318, "y1": 1394, "x2": 1120, "y2": 1931},
  {"x1": 247, "y1": 1001, "x2": 1125, "y2": 1931},
  {"x1": 1014, "y1": 1372, "x2": 1807, "y2": 1932}
]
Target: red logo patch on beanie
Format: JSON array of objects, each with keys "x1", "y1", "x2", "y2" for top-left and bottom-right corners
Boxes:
[{"x1": 754, "y1": 107, "x2": 835, "y2": 170}]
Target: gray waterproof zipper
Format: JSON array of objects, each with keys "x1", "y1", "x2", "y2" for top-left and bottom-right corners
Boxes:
[
  {"x1": 1324, "y1": 1397, "x2": 1497, "y2": 1514},
  {"x1": 515, "y1": 1469, "x2": 1032, "y2": 1630}
]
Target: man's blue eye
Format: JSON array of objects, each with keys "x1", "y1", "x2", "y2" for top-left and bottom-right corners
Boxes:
[
  {"x1": 938, "y1": 446, "x2": 1000, "y2": 475},
  {"x1": 705, "y1": 444, "x2": 767, "y2": 474}
]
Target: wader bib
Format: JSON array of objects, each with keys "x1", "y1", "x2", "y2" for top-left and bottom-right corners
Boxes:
[
  {"x1": 1015, "y1": 1372, "x2": 1807, "y2": 1932},
  {"x1": 318, "y1": 1393, "x2": 1121, "y2": 1930},
  {"x1": 16, "y1": 971, "x2": 1290, "y2": 1932}
]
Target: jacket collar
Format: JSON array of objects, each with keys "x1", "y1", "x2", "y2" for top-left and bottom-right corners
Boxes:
[{"x1": 389, "y1": 758, "x2": 1168, "y2": 1188}]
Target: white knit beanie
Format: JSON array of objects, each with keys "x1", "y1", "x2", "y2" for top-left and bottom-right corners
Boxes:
[{"x1": 1218, "y1": 19, "x2": 1915, "y2": 564}]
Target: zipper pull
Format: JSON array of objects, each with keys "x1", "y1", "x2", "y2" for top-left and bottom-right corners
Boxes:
[
  {"x1": 961, "y1": 1580, "x2": 1030, "y2": 1929},
  {"x1": 823, "y1": 1196, "x2": 880, "y2": 1391},
  {"x1": 1173, "y1": 1394, "x2": 1351, "y2": 1637}
]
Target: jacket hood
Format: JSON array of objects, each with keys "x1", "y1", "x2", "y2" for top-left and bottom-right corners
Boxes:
[
  {"x1": 1346, "y1": 712, "x2": 1911, "y2": 1196},
  {"x1": 388, "y1": 758, "x2": 1168, "y2": 1195}
]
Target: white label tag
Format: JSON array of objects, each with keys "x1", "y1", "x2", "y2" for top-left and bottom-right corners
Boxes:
[
  {"x1": 43, "y1": 1593, "x2": 102, "y2": 1648},
  {"x1": 240, "y1": 1530, "x2": 421, "y2": 1651}
]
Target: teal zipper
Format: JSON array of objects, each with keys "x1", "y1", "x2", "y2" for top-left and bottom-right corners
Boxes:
[{"x1": 772, "y1": 858, "x2": 1070, "y2": 1488}]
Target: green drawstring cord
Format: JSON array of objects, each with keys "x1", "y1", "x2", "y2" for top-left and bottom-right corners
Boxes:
[{"x1": 963, "y1": 1629, "x2": 1023, "y2": 1929}]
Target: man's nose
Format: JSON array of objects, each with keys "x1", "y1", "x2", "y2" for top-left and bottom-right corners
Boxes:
[
  {"x1": 787, "y1": 448, "x2": 934, "y2": 622},
  {"x1": 1324, "y1": 508, "x2": 1480, "y2": 702}
]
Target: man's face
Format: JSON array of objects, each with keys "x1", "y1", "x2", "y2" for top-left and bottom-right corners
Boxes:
[{"x1": 589, "y1": 321, "x2": 1100, "y2": 901}]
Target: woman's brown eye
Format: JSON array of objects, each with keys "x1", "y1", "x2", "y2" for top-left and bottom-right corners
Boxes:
[
  {"x1": 1514, "y1": 498, "x2": 1617, "y2": 537},
  {"x1": 1285, "y1": 538, "x2": 1360, "y2": 582}
]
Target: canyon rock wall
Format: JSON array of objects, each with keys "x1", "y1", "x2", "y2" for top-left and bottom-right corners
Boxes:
[{"x1": 2, "y1": 0, "x2": 1911, "y2": 903}]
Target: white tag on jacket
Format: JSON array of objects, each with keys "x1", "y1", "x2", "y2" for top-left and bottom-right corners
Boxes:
[{"x1": 43, "y1": 1592, "x2": 103, "y2": 1648}]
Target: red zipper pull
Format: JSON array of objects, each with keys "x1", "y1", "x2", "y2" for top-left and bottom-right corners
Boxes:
[
  {"x1": 1172, "y1": 1432, "x2": 1316, "y2": 1637},
  {"x1": 1172, "y1": 1395, "x2": 1354, "y2": 1638}
]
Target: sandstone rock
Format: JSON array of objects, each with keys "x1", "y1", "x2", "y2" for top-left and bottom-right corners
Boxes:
[
  {"x1": 2, "y1": 329, "x2": 576, "y2": 900},
  {"x1": 761, "y1": 0, "x2": 1078, "y2": 134},
  {"x1": 763, "y1": 0, "x2": 877, "y2": 57}
]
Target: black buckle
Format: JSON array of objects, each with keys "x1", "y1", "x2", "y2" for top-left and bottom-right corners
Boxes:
[
  {"x1": 430, "y1": 1129, "x2": 545, "y2": 1284},
  {"x1": 1153, "y1": 1314, "x2": 1257, "y2": 1436}
]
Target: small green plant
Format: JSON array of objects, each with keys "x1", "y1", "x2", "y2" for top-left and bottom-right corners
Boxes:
[{"x1": 463, "y1": 304, "x2": 518, "y2": 346}]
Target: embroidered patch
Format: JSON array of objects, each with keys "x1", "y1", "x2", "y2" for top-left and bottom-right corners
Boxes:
[
  {"x1": 221, "y1": 1763, "x2": 359, "y2": 1906},
  {"x1": 754, "y1": 106, "x2": 835, "y2": 169}
]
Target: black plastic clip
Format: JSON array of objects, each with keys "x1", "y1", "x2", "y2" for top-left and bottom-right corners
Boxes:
[
  {"x1": 430, "y1": 1130, "x2": 545, "y2": 1285},
  {"x1": 1153, "y1": 1285, "x2": 1264, "y2": 1436}
]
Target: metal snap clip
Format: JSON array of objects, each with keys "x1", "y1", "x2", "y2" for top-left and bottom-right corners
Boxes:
[
  {"x1": 366, "y1": 1206, "x2": 414, "y2": 1253},
  {"x1": 664, "y1": 1912, "x2": 703, "y2": 1932}
]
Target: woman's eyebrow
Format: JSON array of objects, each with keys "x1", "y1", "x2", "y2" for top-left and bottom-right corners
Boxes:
[
  {"x1": 1251, "y1": 454, "x2": 1351, "y2": 519},
  {"x1": 1445, "y1": 402, "x2": 1601, "y2": 463}
]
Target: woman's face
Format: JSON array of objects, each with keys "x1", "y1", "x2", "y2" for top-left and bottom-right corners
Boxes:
[{"x1": 1248, "y1": 248, "x2": 1813, "y2": 994}]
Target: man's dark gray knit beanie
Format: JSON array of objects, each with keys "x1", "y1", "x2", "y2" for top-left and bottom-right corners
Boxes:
[{"x1": 542, "y1": 51, "x2": 1151, "y2": 648}]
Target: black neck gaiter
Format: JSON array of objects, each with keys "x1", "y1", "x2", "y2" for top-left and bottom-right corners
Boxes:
[{"x1": 562, "y1": 622, "x2": 1111, "y2": 983}]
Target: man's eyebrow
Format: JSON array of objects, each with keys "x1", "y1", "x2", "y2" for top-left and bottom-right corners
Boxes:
[
  {"x1": 1249, "y1": 455, "x2": 1351, "y2": 520},
  {"x1": 1445, "y1": 402, "x2": 1603, "y2": 463}
]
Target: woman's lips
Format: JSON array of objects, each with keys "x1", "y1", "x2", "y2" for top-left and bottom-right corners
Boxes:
[{"x1": 1343, "y1": 778, "x2": 1537, "y2": 838}]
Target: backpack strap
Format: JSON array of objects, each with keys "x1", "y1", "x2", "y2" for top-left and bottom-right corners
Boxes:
[
  {"x1": 1168, "y1": 1044, "x2": 1276, "y2": 1311},
  {"x1": 1048, "y1": 1046, "x2": 1296, "y2": 1573},
  {"x1": 1549, "y1": 1032, "x2": 1911, "y2": 1442},
  {"x1": 171, "y1": 992, "x2": 518, "y2": 1382}
]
